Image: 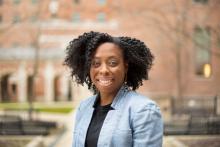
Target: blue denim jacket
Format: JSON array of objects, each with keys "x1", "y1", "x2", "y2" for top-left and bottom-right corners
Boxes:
[{"x1": 73, "y1": 86, "x2": 163, "y2": 147}]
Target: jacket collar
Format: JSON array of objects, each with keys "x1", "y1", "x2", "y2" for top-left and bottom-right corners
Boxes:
[{"x1": 92, "y1": 85, "x2": 130, "y2": 110}]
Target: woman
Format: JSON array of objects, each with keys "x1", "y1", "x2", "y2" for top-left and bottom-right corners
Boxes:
[{"x1": 64, "y1": 31, "x2": 163, "y2": 147}]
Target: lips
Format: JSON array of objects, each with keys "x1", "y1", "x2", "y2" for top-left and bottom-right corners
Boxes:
[{"x1": 96, "y1": 77, "x2": 113, "y2": 86}]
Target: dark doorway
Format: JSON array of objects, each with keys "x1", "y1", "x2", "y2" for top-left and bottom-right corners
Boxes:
[
  {"x1": 27, "y1": 75, "x2": 34, "y2": 102},
  {"x1": 67, "y1": 80, "x2": 72, "y2": 101},
  {"x1": 54, "y1": 76, "x2": 60, "y2": 101},
  {"x1": 0, "y1": 74, "x2": 10, "y2": 102}
]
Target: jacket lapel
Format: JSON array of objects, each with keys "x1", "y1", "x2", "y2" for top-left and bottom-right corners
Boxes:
[
  {"x1": 97, "y1": 86, "x2": 129, "y2": 147},
  {"x1": 78, "y1": 100, "x2": 95, "y2": 146}
]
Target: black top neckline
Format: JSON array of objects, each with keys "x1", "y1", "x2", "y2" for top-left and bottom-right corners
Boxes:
[
  {"x1": 93, "y1": 95, "x2": 114, "y2": 110},
  {"x1": 85, "y1": 95, "x2": 113, "y2": 147}
]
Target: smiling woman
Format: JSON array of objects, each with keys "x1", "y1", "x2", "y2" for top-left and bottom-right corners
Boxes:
[
  {"x1": 64, "y1": 31, "x2": 163, "y2": 147},
  {"x1": 89, "y1": 42, "x2": 128, "y2": 105}
]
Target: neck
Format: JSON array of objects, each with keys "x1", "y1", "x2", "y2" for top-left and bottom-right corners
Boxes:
[
  {"x1": 99, "y1": 93, "x2": 116, "y2": 106},
  {"x1": 99, "y1": 86, "x2": 123, "y2": 106}
]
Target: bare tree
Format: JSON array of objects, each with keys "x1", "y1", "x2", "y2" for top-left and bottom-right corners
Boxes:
[
  {"x1": 112, "y1": 0, "x2": 220, "y2": 99},
  {"x1": 0, "y1": 1, "x2": 43, "y2": 120}
]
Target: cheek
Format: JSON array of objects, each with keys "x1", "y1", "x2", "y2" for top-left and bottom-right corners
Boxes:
[
  {"x1": 114, "y1": 68, "x2": 126, "y2": 80},
  {"x1": 89, "y1": 69, "x2": 95, "y2": 82}
]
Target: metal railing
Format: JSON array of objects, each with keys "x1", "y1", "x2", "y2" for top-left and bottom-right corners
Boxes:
[{"x1": 164, "y1": 96, "x2": 220, "y2": 135}]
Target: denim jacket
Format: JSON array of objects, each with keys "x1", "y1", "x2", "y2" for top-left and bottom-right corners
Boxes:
[{"x1": 73, "y1": 86, "x2": 163, "y2": 147}]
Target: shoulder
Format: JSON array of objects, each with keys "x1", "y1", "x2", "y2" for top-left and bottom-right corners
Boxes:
[
  {"x1": 126, "y1": 91, "x2": 159, "y2": 109},
  {"x1": 124, "y1": 91, "x2": 163, "y2": 146},
  {"x1": 77, "y1": 95, "x2": 96, "y2": 110},
  {"x1": 125, "y1": 91, "x2": 161, "y2": 113},
  {"x1": 74, "y1": 95, "x2": 96, "y2": 121},
  {"x1": 125, "y1": 91, "x2": 163, "y2": 130}
]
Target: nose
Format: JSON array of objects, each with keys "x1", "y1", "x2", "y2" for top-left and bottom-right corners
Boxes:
[{"x1": 99, "y1": 63, "x2": 109, "y2": 75}]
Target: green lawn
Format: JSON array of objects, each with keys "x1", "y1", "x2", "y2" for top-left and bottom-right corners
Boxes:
[{"x1": 0, "y1": 102, "x2": 74, "y2": 114}]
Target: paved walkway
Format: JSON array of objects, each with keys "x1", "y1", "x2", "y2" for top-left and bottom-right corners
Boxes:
[
  {"x1": 52, "y1": 110, "x2": 76, "y2": 147},
  {"x1": 0, "y1": 108, "x2": 76, "y2": 147},
  {"x1": 163, "y1": 135, "x2": 220, "y2": 147},
  {"x1": 35, "y1": 110, "x2": 76, "y2": 147}
]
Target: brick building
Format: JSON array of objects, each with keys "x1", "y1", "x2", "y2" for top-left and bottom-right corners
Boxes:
[{"x1": 0, "y1": 0, "x2": 220, "y2": 116}]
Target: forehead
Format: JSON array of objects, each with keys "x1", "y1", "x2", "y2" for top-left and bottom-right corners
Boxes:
[{"x1": 93, "y1": 42, "x2": 123, "y2": 58}]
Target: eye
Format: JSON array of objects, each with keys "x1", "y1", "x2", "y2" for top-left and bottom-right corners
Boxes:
[
  {"x1": 91, "y1": 60, "x2": 100, "y2": 68},
  {"x1": 108, "y1": 59, "x2": 118, "y2": 67}
]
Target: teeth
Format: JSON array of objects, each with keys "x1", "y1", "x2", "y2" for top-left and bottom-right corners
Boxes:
[
  {"x1": 100, "y1": 80, "x2": 111, "y2": 83},
  {"x1": 98, "y1": 79, "x2": 112, "y2": 86}
]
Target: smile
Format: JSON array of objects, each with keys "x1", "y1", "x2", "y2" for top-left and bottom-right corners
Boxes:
[{"x1": 97, "y1": 79, "x2": 113, "y2": 86}]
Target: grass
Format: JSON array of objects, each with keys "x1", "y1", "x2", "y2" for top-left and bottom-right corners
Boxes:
[{"x1": 0, "y1": 102, "x2": 74, "y2": 114}]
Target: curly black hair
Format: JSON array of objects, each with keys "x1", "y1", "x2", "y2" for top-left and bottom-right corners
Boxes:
[{"x1": 64, "y1": 31, "x2": 154, "y2": 93}]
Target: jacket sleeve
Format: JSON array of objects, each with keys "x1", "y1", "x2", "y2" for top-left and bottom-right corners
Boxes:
[
  {"x1": 72, "y1": 102, "x2": 82, "y2": 147},
  {"x1": 131, "y1": 104, "x2": 163, "y2": 147},
  {"x1": 74, "y1": 103, "x2": 82, "y2": 126}
]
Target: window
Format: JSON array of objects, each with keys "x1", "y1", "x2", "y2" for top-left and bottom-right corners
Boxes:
[
  {"x1": 32, "y1": 0, "x2": 38, "y2": 4},
  {"x1": 30, "y1": 15, "x2": 37, "y2": 22},
  {"x1": 13, "y1": 15, "x2": 20, "y2": 23},
  {"x1": 193, "y1": 0, "x2": 208, "y2": 4},
  {"x1": 217, "y1": 34, "x2": 220, "y2": 48},
  {"x1": 49, "y1": 0, "x2": 59, "y2": 18},
  {"x1": 12, "y1": 42, "x2": 19, "y2": 48},
  {"x1": 98, "y1": 0, "x2": 106, "y2": 5},
  {"x1": 71, "y1": 13, "x2": 80, "y2": 22},
  {"x1": 0, "y1": 0, "x2": 3, "y2": 6},
  {"x1": 194, "y1": 26, "x2": 211, "y2": 78},
  {"x1": 13, "y1": 0, "x2": 20, "y2": 5},
  {"x1": 73, "y1": 0, "x2": 79, "y2": 4},
  {"x1": 97, "y1": 12, "x2": 105, "y2": 22}
]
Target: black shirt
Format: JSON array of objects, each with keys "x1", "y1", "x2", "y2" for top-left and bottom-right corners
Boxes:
[{"x1": 85, "y1": 98, "x2": 113, "y2": 147}]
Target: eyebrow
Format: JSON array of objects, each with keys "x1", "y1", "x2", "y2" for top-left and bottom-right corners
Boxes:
[{"x1": 92, "y1": 56, "x2": 120, "y2": 59}]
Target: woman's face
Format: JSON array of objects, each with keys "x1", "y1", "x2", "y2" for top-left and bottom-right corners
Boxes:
[{"x1": 90, "y1": 42, "x2": 128, "y2": 97}]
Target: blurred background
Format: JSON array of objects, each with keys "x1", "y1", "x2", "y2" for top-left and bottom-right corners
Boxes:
[{"x1": 0, "y1": 0, "x2": 220, "y2": 146}]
